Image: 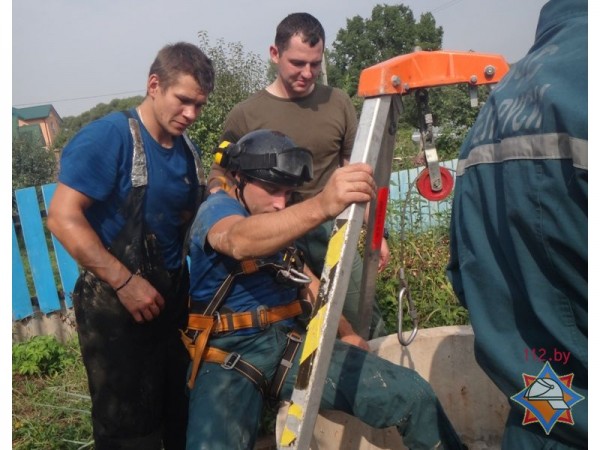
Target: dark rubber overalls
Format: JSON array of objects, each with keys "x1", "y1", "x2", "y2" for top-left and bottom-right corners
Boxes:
[{"x1": 73, "y1": 114, "x2": 203, "y2": 450}]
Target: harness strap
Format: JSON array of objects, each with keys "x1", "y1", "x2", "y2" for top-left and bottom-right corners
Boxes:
[
  {"x1": 182, "y1": 301, "x2": 303, "y2": 389},
  {"x1": 203, "y1": 347, "x2": 269, "y2": 397},
  {"x1": 202, "y1": 249, "x2": 308, "y2": 317},
  {"x1": 182, "y1": 315, "x2": 216, "y2": 390},
  {"x1": 202, "y1": 260, "x2": 278, "y2": 316},
  {"x1": 188, "y1": 300, "x2": 302, "y2": 334},
  {"x1": 268, "y1": 329, "x2": 303, "y2": 401}
]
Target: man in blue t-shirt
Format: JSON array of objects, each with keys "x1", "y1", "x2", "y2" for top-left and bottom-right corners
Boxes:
[
  {"x1": 47, "y1": 42, "x2": 214, "y2": 450},
  {"x1": 184, "y1": 129, "x2": 464, "y2": 450}
]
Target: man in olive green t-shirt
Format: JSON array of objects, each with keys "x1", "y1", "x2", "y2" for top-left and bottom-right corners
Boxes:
[{"x1": 208, "y1": 12, "x2": 389, "y2": 336}]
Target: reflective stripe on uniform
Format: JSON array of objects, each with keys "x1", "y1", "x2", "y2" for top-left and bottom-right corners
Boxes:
[{"x1": 457, "y1": 133, "x2": 588, "y2": 176}]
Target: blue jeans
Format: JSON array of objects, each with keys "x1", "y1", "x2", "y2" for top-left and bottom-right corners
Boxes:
[{"x1": 186, "y1": 324, "x2": 463, "y2": 450}]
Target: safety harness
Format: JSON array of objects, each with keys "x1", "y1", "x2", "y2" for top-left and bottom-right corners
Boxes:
[{"x1": 181, "y1": 246, "x2": 309, "y2": 400}]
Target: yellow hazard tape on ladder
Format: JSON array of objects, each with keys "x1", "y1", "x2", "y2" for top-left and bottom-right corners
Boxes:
[
  {"x1": 280, "y1": 403, "x2": 304, "y2": 446},
  {"x1": 300, "y1": 305, "x2": 325, "y2": 364},
  {"x1": 300, "y1": 222, "x2": 347, "y2": 365},
  {"x1": 324, "y1": 222, "x2": 346, "y2": 268},
  {"x1": 280, "y1": 426, "x2": 297, "y2": 446}
]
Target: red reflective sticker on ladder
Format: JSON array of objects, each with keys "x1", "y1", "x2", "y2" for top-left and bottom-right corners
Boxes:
[{"x1": 371, "y1": 187, "x2": 389, "y2": 250}]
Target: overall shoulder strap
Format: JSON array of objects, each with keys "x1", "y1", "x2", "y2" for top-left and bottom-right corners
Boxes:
[
  {"x1": 182, "y1": 132, "x2": 208, "y2": 205},
  {"x1": 121, "y1": 110, "x2": 147, "y2": 188}
]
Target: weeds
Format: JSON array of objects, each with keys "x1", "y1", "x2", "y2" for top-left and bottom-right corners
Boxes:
[
  {"x1": 372, "y1": 160, "x2": 468, "y2": 334},
  {"x1": 13, "y1": 336, "x2": 79, "y2": 377},
  {"x1": 12, "y1": 337, "x2": 93, "y2": 450},
  {"x1": 375, "y1": 224, "x2": 469, "y2": 334}
]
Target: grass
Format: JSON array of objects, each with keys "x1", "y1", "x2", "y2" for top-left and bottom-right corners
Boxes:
[
  {"x1": 375, "y1": 224, "x2": 469, "y2": 335},
  {"x1": 12, "y1": 338, "x2": 93, "y2": 450},
  {"x1": 11, "y1": 337, "x2": 276, "y2": 449}
]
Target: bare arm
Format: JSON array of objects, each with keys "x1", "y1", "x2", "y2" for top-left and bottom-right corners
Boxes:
[
  {"x1": 207, "y1": 163, "x2": 377, "y2": 260},
  {"x1": 47, "y1": 183, "x2": 165, "y2": 323}
]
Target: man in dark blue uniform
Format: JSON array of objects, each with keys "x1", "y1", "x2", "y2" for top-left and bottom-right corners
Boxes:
[{"x1": 448, "y1": 1, "x2": 587, "y2": 448}]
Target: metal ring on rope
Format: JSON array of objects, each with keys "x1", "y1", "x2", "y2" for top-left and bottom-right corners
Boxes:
[{"x1": 397, "y1": 269, "x2": 419, "y2": 346}]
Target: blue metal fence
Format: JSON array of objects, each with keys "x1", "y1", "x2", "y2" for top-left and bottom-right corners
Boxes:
[{"x1": 11, "y1": 159, "x2": 458, "y2": 321}]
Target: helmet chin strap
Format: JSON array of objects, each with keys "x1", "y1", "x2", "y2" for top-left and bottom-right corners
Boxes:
[{"x1": 234, "y1": 175, "x2": 251, "y2": 214}]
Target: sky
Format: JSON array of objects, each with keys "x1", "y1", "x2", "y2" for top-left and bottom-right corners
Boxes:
[{"x1": 12, "y1": 0, "x2": 548, "y2": 118}]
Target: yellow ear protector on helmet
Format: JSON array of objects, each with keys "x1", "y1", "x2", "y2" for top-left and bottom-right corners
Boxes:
[{"x1": 213, "y1": 140, "x2": 233, "y2": 167}]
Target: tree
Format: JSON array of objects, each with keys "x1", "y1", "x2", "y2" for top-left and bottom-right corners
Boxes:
[
  {"x1": 12, "y1": 134, "x2": 58, "y2": 192},
  {"x1": 186, "y1": 31, "x2": 269, "y2": 170},
  {"x1": 328, "y1": 4, "x2": 443, "y2": 96},
  {"x1": 426, "y1": 85, "x2": 491, "y2": 159},
  {"x1": 52, "y1": 96, "x2": 144, "y2": 152},
  {"x1": 326, "y1": 4, "x2": 494, "y2": 162}
]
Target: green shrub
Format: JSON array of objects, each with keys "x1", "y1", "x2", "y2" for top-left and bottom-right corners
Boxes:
[
  {"x1": 12, "y1": 341, "x2": 93, "y2": 449},
  {"x1": 13, "y1": 336, "x2": 79, "y2": 377}
]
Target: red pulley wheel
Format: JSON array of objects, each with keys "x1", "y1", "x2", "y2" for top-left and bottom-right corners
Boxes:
[{"x1": 415, "y1": 167, "x2": 454, "y2": 201}]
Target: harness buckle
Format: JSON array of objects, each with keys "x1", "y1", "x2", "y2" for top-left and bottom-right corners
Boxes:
[
  {"x1": 256, "y1": 305, "x2": 269, "y2": 330},
  {"x1": 288, "y1": 330, "x2": 303, "y2": 344},
  {"x1": 187, "y1": 329, "x2": 200, "y2": 344},
  {"x1": 221, "y1": 352, "x2": 241, "y2": 370}
]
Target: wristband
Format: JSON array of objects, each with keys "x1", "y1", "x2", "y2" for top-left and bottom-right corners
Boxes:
[
  {"x1": 115, "y1": 273, "x2": 134, "y2": 292},
  {"x1": 383, "y1": 227, "x2": 390, "y2": 240}
]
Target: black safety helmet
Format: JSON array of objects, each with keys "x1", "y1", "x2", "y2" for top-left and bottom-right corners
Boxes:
[{"x1": 214, "y1": 130, "x2": 313, "y2": 188}]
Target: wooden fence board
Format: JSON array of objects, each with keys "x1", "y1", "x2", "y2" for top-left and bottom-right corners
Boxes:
[
  {"x1": 14, "y1": 187, "x2": 61, "y2": 314},
  {"x1": 41, "y1": 183, "x2": 79, "y2": 307},
  {"x1": 12, "y1": 224, "x2": 33, "y2": 320}
]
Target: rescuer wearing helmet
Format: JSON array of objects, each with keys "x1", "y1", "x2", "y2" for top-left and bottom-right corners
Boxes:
[{"x1": 182, "y1": 129, "x2": 464, "y2": 450}]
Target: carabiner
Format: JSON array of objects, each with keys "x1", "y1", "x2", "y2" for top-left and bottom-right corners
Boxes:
[
  {"x1": 277, "y1": 267, "x2": 312, "y2": 286},
  {"x1": 397, "y1": 269, "x2": 418, "y2": 346}
]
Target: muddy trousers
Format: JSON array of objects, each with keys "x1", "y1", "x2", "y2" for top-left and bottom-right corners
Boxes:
[
  {"x1": 73, "y1": 271, "x2": 190, "y2": 450},
  {"x1": 186, "y1": 324, "x2": 463, "y2": 450}
]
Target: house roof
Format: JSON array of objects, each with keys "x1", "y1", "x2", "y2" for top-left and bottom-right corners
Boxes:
[{"x1": 13, "y1": 105, "x2": 58, "y2": 121}]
